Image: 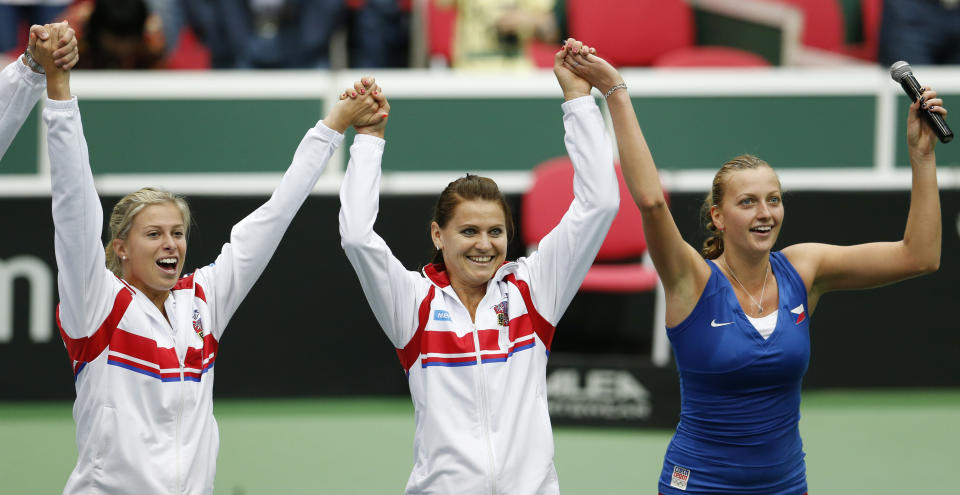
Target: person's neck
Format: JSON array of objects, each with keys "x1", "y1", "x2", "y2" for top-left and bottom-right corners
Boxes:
[
  {"x1": 721, "y1": 250, "x2": 770, "y2": 284},
  {"x1": 452, "y1": 283, "x2": 487, "y2": 322},
  {"x1": 130, "y1": 282, "x2": 170, "y2": 321}
]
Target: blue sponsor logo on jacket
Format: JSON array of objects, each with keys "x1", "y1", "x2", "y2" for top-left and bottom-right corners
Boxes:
[{"x1": 434, "y1": 310, "x2": 452, "y2": 321}]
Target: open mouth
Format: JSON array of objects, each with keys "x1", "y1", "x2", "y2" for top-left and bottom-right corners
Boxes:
[
  {"x1": 156, "y1": 257, "x2": 178, "y2": 273},
  {"x1": 750, "y1": 226, "x2": 773, "y2": 234},
  {"x1": 467, "y1": 255, "x2": 494, "y2": 264}
]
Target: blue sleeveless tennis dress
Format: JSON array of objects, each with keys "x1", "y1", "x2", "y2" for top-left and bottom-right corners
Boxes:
[{"x1": 658, "y1": 251, "x2": 810, "y2": 494}]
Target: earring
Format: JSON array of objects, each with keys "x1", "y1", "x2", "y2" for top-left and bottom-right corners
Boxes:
[{"x1": 121, "y1": 256, "x2": 127, "y2": 261}]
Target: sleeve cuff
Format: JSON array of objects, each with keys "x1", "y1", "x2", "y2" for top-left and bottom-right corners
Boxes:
[
  {"x1": 353, "y1": 133, "x2": 385, "y2": 150},
  {"x1": 13, "y1": 57, "x2": 46, "y2": 87},
  {"x1": 44, "y1": 96, "x2": 79, "y2": 111},
  {"x1": 561, "y1": 95, "x2": 598, "y2": 114},
  {"x1": 314, "y1": 120, "x2": 346, "y2": 146}
]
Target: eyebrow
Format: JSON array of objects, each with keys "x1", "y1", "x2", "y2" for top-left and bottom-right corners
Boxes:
[{"x1": 141, "y1": 224, "x2": 186, "y2": 230}]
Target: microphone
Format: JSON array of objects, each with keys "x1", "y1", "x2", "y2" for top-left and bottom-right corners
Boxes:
[{"x1": 890, "y1": 61, "x2": 953, "y2": 144}]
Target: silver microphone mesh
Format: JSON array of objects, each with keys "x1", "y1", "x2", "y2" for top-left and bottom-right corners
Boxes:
[{"x1": 890, "y1": 61, "x2": 912, "y2": 82}]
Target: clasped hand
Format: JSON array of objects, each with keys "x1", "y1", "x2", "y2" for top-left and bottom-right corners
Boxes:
[
  {"x1": 28, "y1": 21, "x2": 78, "y2": 73},
  {"x1": 323, "y1": 77, "x2": 390, "y2": 138}
]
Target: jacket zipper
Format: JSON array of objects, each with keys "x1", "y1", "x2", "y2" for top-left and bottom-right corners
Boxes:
[
  {"x1": 176, "y1": 357, "x2": 185, "y2": 493},
  {"x1": 471, "y1": 319, "x2": 497, "y2": 495}
]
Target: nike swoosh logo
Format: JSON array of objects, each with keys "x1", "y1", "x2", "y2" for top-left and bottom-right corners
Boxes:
[{"x1": 711, "y1": 319, "x2": 734, "y2": 327}]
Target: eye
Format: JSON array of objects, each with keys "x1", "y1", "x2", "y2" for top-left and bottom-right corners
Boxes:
[
  {"x1": 739, "y1": 198, "x2": 755, "y2": 206},
  {"x1": 489, "y1": 227, "x2": 504, "y2": 236},
  {"x1": 768, "y1": 196, "x2": 781, "y2": 205},
  {"x1": 461, "y1": 228, "x2": 476, "y2": 236},
  {"x1": 147, "y1": 231, "x2": 160, "y2": 238},
  {"x1": 174, "y1": 230, "x2": 185, "y2": 238}
]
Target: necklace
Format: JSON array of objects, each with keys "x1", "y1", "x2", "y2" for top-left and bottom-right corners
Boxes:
[{"x1": 722, "y1": 258, "x2": 769, "y2": 315}]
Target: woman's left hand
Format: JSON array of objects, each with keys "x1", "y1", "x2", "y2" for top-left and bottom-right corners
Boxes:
[
  {"x1": 554, "y1": 38, "x2": 592, "y2": 101},
  {"x1": 907, "y1": 87, "x2": 947, "y2": 160}
]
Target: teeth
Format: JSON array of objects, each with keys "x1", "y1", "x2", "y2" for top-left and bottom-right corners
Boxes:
[
  {"x1": 752, "y1": 226, "x2": 772, "y2": 232},
  {"x1": 468, "y1": 256, "x2": 493, "y2": 263},
  {"x1": 157, "y1": 257, "x2": 177, "y2": 267}
]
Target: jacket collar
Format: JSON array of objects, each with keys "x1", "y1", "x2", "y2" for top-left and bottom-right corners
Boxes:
[{"x1": 422, "y1": 261, "x2": 516, "y2": 289}]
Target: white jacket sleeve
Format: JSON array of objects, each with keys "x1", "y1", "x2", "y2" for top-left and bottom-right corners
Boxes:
[
  {"x1": 202, "y1": 121, "x2": 342, "y2": 340},
  {"x1": 339, "y1": 134, "x2": 427, "y2": 349},
  {"x1": 0, "y1": 59, "x2": 45, "y2": 159},
  {"x1": 520, "y1": 95, "x2": 619, "y2": 325},
  {"x1": 46, "y1": 97, "x2": 117, "y2": 338}
]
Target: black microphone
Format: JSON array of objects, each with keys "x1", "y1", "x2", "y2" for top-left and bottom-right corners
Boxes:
[{"x1": 890, "y1": 61, "x2": 953, "y2": 144}]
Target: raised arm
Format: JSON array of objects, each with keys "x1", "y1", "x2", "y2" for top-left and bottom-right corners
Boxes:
[
  {"x1": 782, "y1": 89, "x2": 944, "y2": 312},
  {"x1": 0, "y1": 23, "x2": 77, "y2": 158},
  {"x1": 338, "y1": 81, "x2": 430, "y2": 348},
  {"x1": 36, "y1": 25, "x2": 115, "y2": 338},
  {"x1": 563, "y1": 40, "x2": 710, "y2": 323},
  {"x1": 199, "y1": 83, "x2": 386, "y2": 338},
  {"x1": 519, "y1": 41, "x2": 620, "y2": 325}
]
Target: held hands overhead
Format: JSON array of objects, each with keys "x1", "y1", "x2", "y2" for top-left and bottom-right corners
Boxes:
[
  {"x1": 30, "y1": 21, "x2": 75, "y2": 100},
  {"x1": 25, "y1": 21, "x2": 78, "y2": 73},
  {"x1": 556, "y1": 38, "x2": 625, "y2": 100},
  {"x1": 553, "y1": 38, "x2": 592, "y2": 101},
  {"x1": 324, "y1": 76, "x2": 390, "y2": 138}
]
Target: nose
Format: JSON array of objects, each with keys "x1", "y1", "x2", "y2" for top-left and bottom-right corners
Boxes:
[
  {"x1": 161, "y1": 233, "x2": 177, "y2": 250},
  {"x1": 475, "y1": 233, "x2": 493, "y2": 250},
  {"x1": 757, "y1": 201, "x2": 771, "y2": 219}
]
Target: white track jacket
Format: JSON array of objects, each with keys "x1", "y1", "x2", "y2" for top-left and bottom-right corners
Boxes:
[
  {"x1": 339, "y1": 96, "x2": 619, "y2": 494},
  {"x1": 0, "y1": 58, "x2": 45, "y2": 158},
  {"x1": 47, "y1": 97, "x2": 341, "y2": 494}
]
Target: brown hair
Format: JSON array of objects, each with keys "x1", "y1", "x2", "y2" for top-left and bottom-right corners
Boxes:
[
  {"x1": 105, "y1": 187, "x2": 191, "y2": 277},
  {"x1": 700, "y1": 154, "x2": 778, "y2": 259},
  {"x1": 430, "y1": 174, "x2": 513, "y2": 265}
]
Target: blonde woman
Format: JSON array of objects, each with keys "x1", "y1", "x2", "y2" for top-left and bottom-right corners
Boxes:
[
  {"x1": 562, "y1": 39, "x2": 943, "y2": 494},
  {"x1": 33, "y1": 31, "x2": 385, "y2": 493}
]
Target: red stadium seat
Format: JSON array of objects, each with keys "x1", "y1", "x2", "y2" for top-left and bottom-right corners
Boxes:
[
  {"x1": 845, "y1": 0, "x2": 882, "y2": 61},
  {"x1": 522, "y1": 157, "x2": 662, "y2": 293},
  {"x1": 768, "y1": 0, "x2": 846, "y2": 53},
  {"x1": 426, "y1": 0, "x2": 457, "y2": 66},
  {"x1": 566, "y1": 0, "x2": 769, "y2": 68},
  {"x1": 523, "y1": 156, "x2": 670, "y2": 365},
  {"x1": 654, "y1": 47, "x2": 772, "y2": 68}
]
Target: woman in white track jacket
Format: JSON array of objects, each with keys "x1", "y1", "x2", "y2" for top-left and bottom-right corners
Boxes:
[
  {"x1": 33, "y1": 32, "x2": 386, "y2": 494},
  {"x1": 339, "y1": 40, "x2": 619, "y2": 494}
]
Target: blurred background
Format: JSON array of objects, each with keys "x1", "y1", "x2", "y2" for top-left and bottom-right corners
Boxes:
[{"x1": 0, "y1": 0, "x2": 958, "y2": 493}]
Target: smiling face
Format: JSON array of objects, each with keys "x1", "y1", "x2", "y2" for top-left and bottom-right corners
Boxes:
[
  {"x1": 711, "y1": 167, "x2": 784, "y2": 256},
  {"x1": 432, "y1": 199, "x2": 508, "y2": 292},
  {"x1": 114, "y1": 202, "x2": 187, "y2": 300}
]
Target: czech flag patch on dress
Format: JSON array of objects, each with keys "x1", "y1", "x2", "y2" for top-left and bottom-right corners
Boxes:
[{"x1": 791, "y1": 304, "x2": 806, "y2": 324}]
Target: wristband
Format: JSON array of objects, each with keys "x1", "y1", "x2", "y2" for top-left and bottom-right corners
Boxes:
[{"x1": 23, "y1": 49, "x2": 44, "y2": 74}]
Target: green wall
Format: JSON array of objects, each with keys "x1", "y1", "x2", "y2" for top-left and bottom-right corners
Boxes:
[
  {"x1": 634, "y1": 95, "x2": 875, "y2": 168},
  {"x1": 0, "y1": 106, "x2": 40, "y2": 173},
  {"x1": 4, "y1": 92, "x2": 957, "y2": 175}
]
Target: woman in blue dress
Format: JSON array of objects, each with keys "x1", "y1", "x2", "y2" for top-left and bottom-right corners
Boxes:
[{"x1": 558, "y1": 39, "x2": 945, "y2": 494}]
